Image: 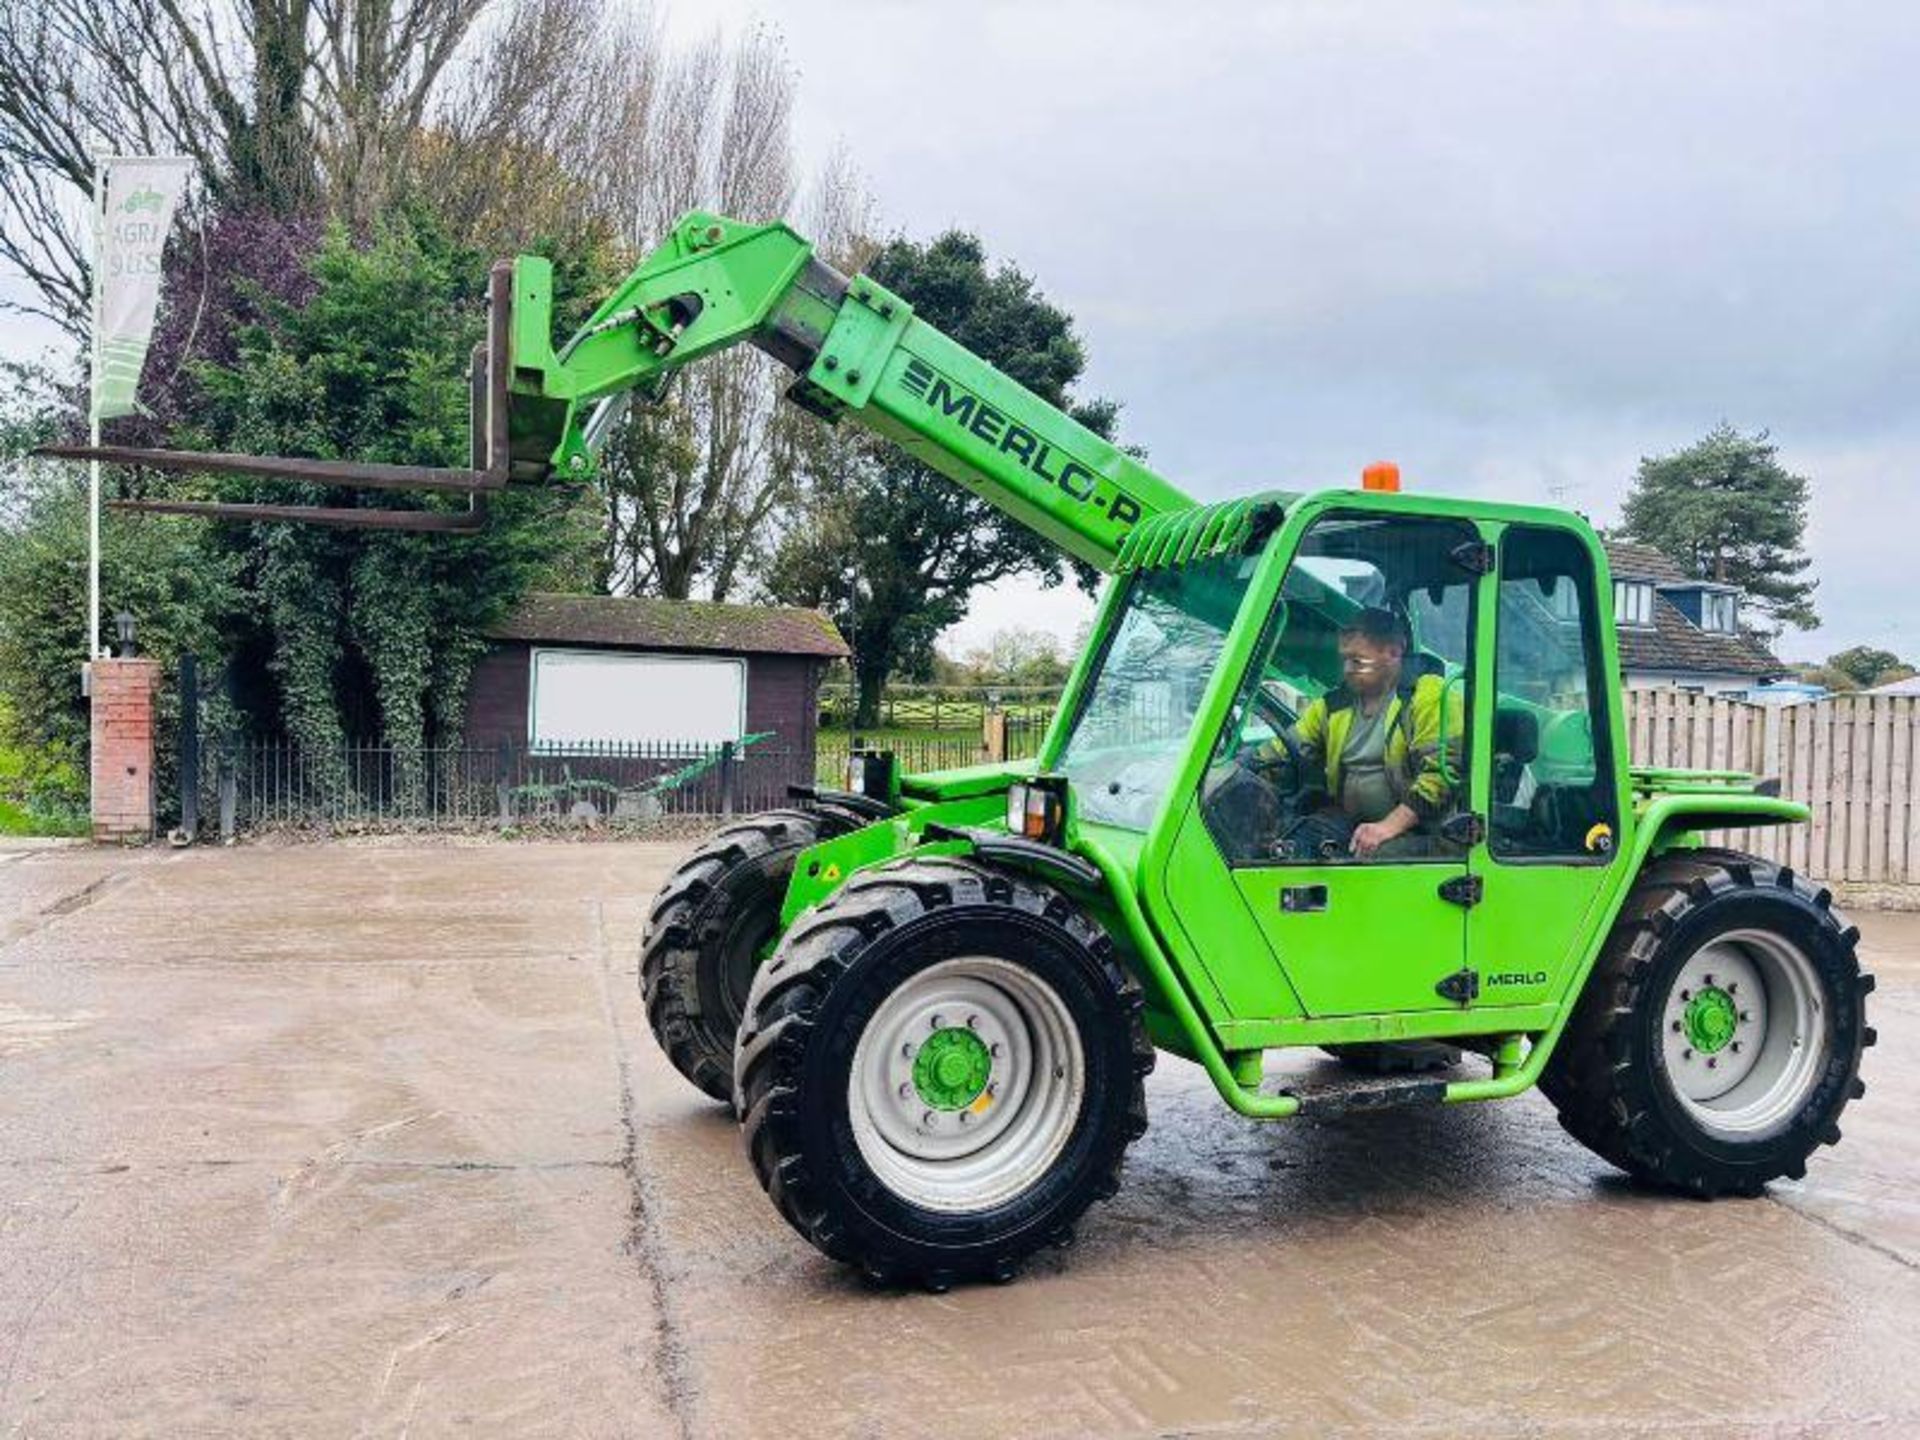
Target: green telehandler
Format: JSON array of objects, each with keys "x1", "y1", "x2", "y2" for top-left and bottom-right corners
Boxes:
[{"x1": 54, "y1": 211, "x2": 1874, "y2": 1289}]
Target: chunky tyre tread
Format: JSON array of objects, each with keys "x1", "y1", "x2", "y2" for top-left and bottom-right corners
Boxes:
[
  {"x1": 734, "y1": 856, "x2": 1153, "y2": 1289},
  {"x1": 1542, "y1": 848, "x2": 1870, "y2": 1196},
  {"x1": 640, "y1": 808, "x2": 838, "y2": 1103}
]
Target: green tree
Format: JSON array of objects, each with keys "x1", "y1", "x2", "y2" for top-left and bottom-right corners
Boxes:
[
  {"x1": 1823, "y1": 646, "x2": 1914, "y2": 689},
  {"x1": 763, "y1": 231, "x2": 1111, "y2": 725},
  {"x1": 1795, "y1": 665, "x2": 1860, "y2": 694},
  {"x1": 170, "y1": 209, "x2": 603, "y2": 772},
  {"x1": 960, "y1": 626, "x2": 1070, "y2": 688},
  {"x1": 0, "y1": 364, "x2": 240, "y2": 818},
  {"x1": 1619, "y1": 423, "x2": 1818, "y2": 633}
]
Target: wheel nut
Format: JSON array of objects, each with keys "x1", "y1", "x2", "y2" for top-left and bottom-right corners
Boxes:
[
  {"x1": 1706, "y1": 1057, "x2": 1718, "y2": 1069},
  {"x1": 930, "y1": 1014, "x2": 944, "y2": 1030},
  {"x1": 966, "y1": 1013, "x2": 980, "y2": 1029},
  {"x1": 1704, "y1": 974, "x2": 1715, "y2": 986},
  {"x1": 1682, "y1": 1048, "x2": 1694, "y2": 1060},
  {"x1": 1680, "y1": 989, "x2": 1692, "y2": 1001},
  {"x1": 1671, "y1": 1020, "x2": 1683, "y2": 1033},
  {"x1": 922, "y1": 1111, "x2": 935, "y2": 1127},
  {"x1": 959, "y1": 1112, "x2": 972, "y2": 1125},
  {"x1": 1740, "y1": 1010, "x2": 1753, "y2": 1023},
  {"x1": 898, "y1": 1083, "x2": 911, "y2": 1099},
  {"x1": 990, "y1": 1042, "x2": 1003, "y2": 1058},
  {"x1": 1731, "y1": 1042, "x2": 1743, "y2": 1054},
  {"x1": 901, "y1": 1042, "x2": 914, "y2": 1058}
]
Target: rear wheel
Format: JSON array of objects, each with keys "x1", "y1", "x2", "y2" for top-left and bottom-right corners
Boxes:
[
  {"x1": 640, "y1": 809, "x2": 841, "y2": 1102},
  {"x1": 735, "y1": 857, "x2": 1153, "y2": 1288},
  {"x1": 1543, "y1": 850, "x2": 1874, "y2": 1196}
]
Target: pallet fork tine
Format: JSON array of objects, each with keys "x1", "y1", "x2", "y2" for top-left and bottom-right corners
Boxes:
[{"x1": 35, "y1": 262, "x2": 515, "y2": 532}]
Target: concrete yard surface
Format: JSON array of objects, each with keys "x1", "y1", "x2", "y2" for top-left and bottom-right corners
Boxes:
[{"x1": 3, "y1": 838, "x2": 1917, "y2": 1437}]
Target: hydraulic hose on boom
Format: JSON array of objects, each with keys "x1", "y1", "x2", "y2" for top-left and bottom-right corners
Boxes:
[{"x1": 44, "y1": 211, "x2": 1192, "y2": 568}]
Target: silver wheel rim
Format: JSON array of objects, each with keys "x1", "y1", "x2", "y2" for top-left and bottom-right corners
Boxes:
[
  {"x1": 847, "y1": 956, "x2": 1086, "y2": 1214},
  {"x1": 1660, "y1": 928, "x2": 1830, "y2": 1138}
]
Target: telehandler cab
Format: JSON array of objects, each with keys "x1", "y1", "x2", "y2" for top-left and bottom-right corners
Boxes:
[{"x1": 53, "y1": 211, "x2": 1874, "y2": 1289}]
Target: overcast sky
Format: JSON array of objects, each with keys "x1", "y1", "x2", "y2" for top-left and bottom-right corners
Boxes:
[
  {"x1": 10, "y1": 3, "x2": 1916, "y2": 664},
  {"x1": 669, "y1": 0, "x2": 1920, "y2": 663}
]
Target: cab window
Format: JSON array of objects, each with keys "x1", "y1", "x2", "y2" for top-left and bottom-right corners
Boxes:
[
  {"x1": 1490, "y1": 526, "x2": 1619, "y2": 860},
  {"x1": 1202, "y1": 513, "x2": 1477, "y2": 865}
]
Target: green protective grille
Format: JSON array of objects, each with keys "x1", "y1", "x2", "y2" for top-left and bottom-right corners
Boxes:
[{"x1": 1114, "y1": 491, "x2": 1292, "y2": 573}]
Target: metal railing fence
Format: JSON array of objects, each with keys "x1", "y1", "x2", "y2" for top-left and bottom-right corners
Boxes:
[
  {"x1": 195, "y1": 739, "x2": 816, "y2": 835},
  {"x1": 188, "y1": 722, "x2": 1062, "y2": 838}
]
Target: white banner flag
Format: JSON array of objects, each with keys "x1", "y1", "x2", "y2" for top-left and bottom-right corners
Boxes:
[{"x1": 93, "y1": 156, "x2": 192, "y2": 420}]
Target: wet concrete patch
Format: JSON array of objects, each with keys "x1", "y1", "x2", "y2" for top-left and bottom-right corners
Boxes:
[
  {"x1": 0, "y1": 1161, "x2": 671, "y2": 1435},
  {"x1": 3, "y1": 840, "x2": 1917, "y2": 1436}
]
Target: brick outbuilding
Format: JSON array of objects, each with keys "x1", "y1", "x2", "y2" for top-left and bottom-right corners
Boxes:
[{"x1": 464, "y1": 593, "x2": 849, "y2": 769}]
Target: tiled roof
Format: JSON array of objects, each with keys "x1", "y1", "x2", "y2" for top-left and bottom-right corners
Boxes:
[
  {"x1": 1602, "y1": 539, "x2": 1781, "y2": 679},
  {"x1": 490, "y1": 593, "x2": 850, "y2": 659},
  {"x1": 1602, "y1": 538, "x2": 1692, "y2": 584},
  {"x1": 1615, "y1": 593, "x2": 1780, "y2": 678}
]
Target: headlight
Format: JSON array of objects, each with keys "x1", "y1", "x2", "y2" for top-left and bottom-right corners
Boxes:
[{"x1": 1005, "y1": 778, "x2": 1066, "y2": 843}]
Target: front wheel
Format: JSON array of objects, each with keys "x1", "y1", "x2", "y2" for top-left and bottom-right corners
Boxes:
[
  {"x1": 1543, "y1": 850, "x2": 1874, "y2": 1196},
  {"x1": 734, "y1": 857, "x2": 1153, "y2": 1288}
]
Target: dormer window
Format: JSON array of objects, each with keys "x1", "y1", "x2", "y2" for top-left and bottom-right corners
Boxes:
[
  {"x1": 1701, "y1": 590, "x2": 1737, "y2": 634},
  {"x1": 1614, "y1": 581, "x2": 1655, "y2": 627}
]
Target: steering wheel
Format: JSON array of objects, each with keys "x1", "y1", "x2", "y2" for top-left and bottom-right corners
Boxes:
[
  {"x1": 1205, "y1": 687, "x2": 1314, "y2": 862},
  {"x1": 1242, "y1": 691, "x2": 1305, "y2": 785}
]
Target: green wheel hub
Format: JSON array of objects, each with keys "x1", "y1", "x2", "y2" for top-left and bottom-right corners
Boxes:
[
  {"x1": 1683, "y1": 984, "x2": 1739, "y2": 1055},
  {"x1": 912, "y1": 1026, "x2": 992, "y2": 1110}
]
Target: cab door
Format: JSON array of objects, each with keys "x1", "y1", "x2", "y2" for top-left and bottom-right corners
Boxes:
[
  {"x1": 1190, "y1": 510, "x2": 1490, "y2": 1017},
  {"x1": 1466, "y1": 523, "x2": 1624, "y2": 1002}
]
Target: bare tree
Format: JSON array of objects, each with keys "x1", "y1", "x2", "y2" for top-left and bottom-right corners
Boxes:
[
  {"x1": 0, "y1": 0, "x2": 530, "y2": 338},
  {"x1": 404, "y1": 0, "x2": 614, "y2": 249},
  {"x1": 585, "y1": 22, "x2": 805, "y2": 601},
  {"x1": 579, "y1": 30, "x2": 887, "y2": 602},
  {"x1": 0, "y1": 0, "x2": 878, "y2": 607}
]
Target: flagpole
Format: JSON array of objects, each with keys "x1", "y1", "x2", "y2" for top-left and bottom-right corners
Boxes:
[{"x1": 88, "y1": 156, "x2": 105, "y2": 662}]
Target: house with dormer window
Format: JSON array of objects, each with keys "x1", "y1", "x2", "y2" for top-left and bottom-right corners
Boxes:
[{"x1": 1602, "y1": 539, "x2": 1785, "y2": 696}]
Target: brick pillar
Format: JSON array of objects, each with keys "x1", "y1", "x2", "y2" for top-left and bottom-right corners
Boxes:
[{"x1": 90, "y1": 658, "x2": 162, "y2": 843}]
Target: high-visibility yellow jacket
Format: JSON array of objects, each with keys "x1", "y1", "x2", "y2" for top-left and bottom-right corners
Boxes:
[{"x1": 1280, "y1": 672, "x2": 1462, "y2": 824}]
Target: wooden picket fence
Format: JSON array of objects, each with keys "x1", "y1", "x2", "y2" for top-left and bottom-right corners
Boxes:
[{"x1": 1623, "y1": 690, "x2": 1920, "y2": 884}]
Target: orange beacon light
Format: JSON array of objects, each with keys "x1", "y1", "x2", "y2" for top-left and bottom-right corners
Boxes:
[{"x1": 1362, "y1": 461, "x2": 1401, "y2": 492}]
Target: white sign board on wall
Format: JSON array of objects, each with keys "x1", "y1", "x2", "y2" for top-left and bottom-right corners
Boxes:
[{"x1": 529, "y1": 649, "x2": 745, "y2": 748}]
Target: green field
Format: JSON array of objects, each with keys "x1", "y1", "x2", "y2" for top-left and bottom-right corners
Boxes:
[
  {"x1": 814, "y1": 721, "x2": 1047, "y2": 786},
  {"x1": 817, "y1": 690, "x2": 1058, "y2": 734}
]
